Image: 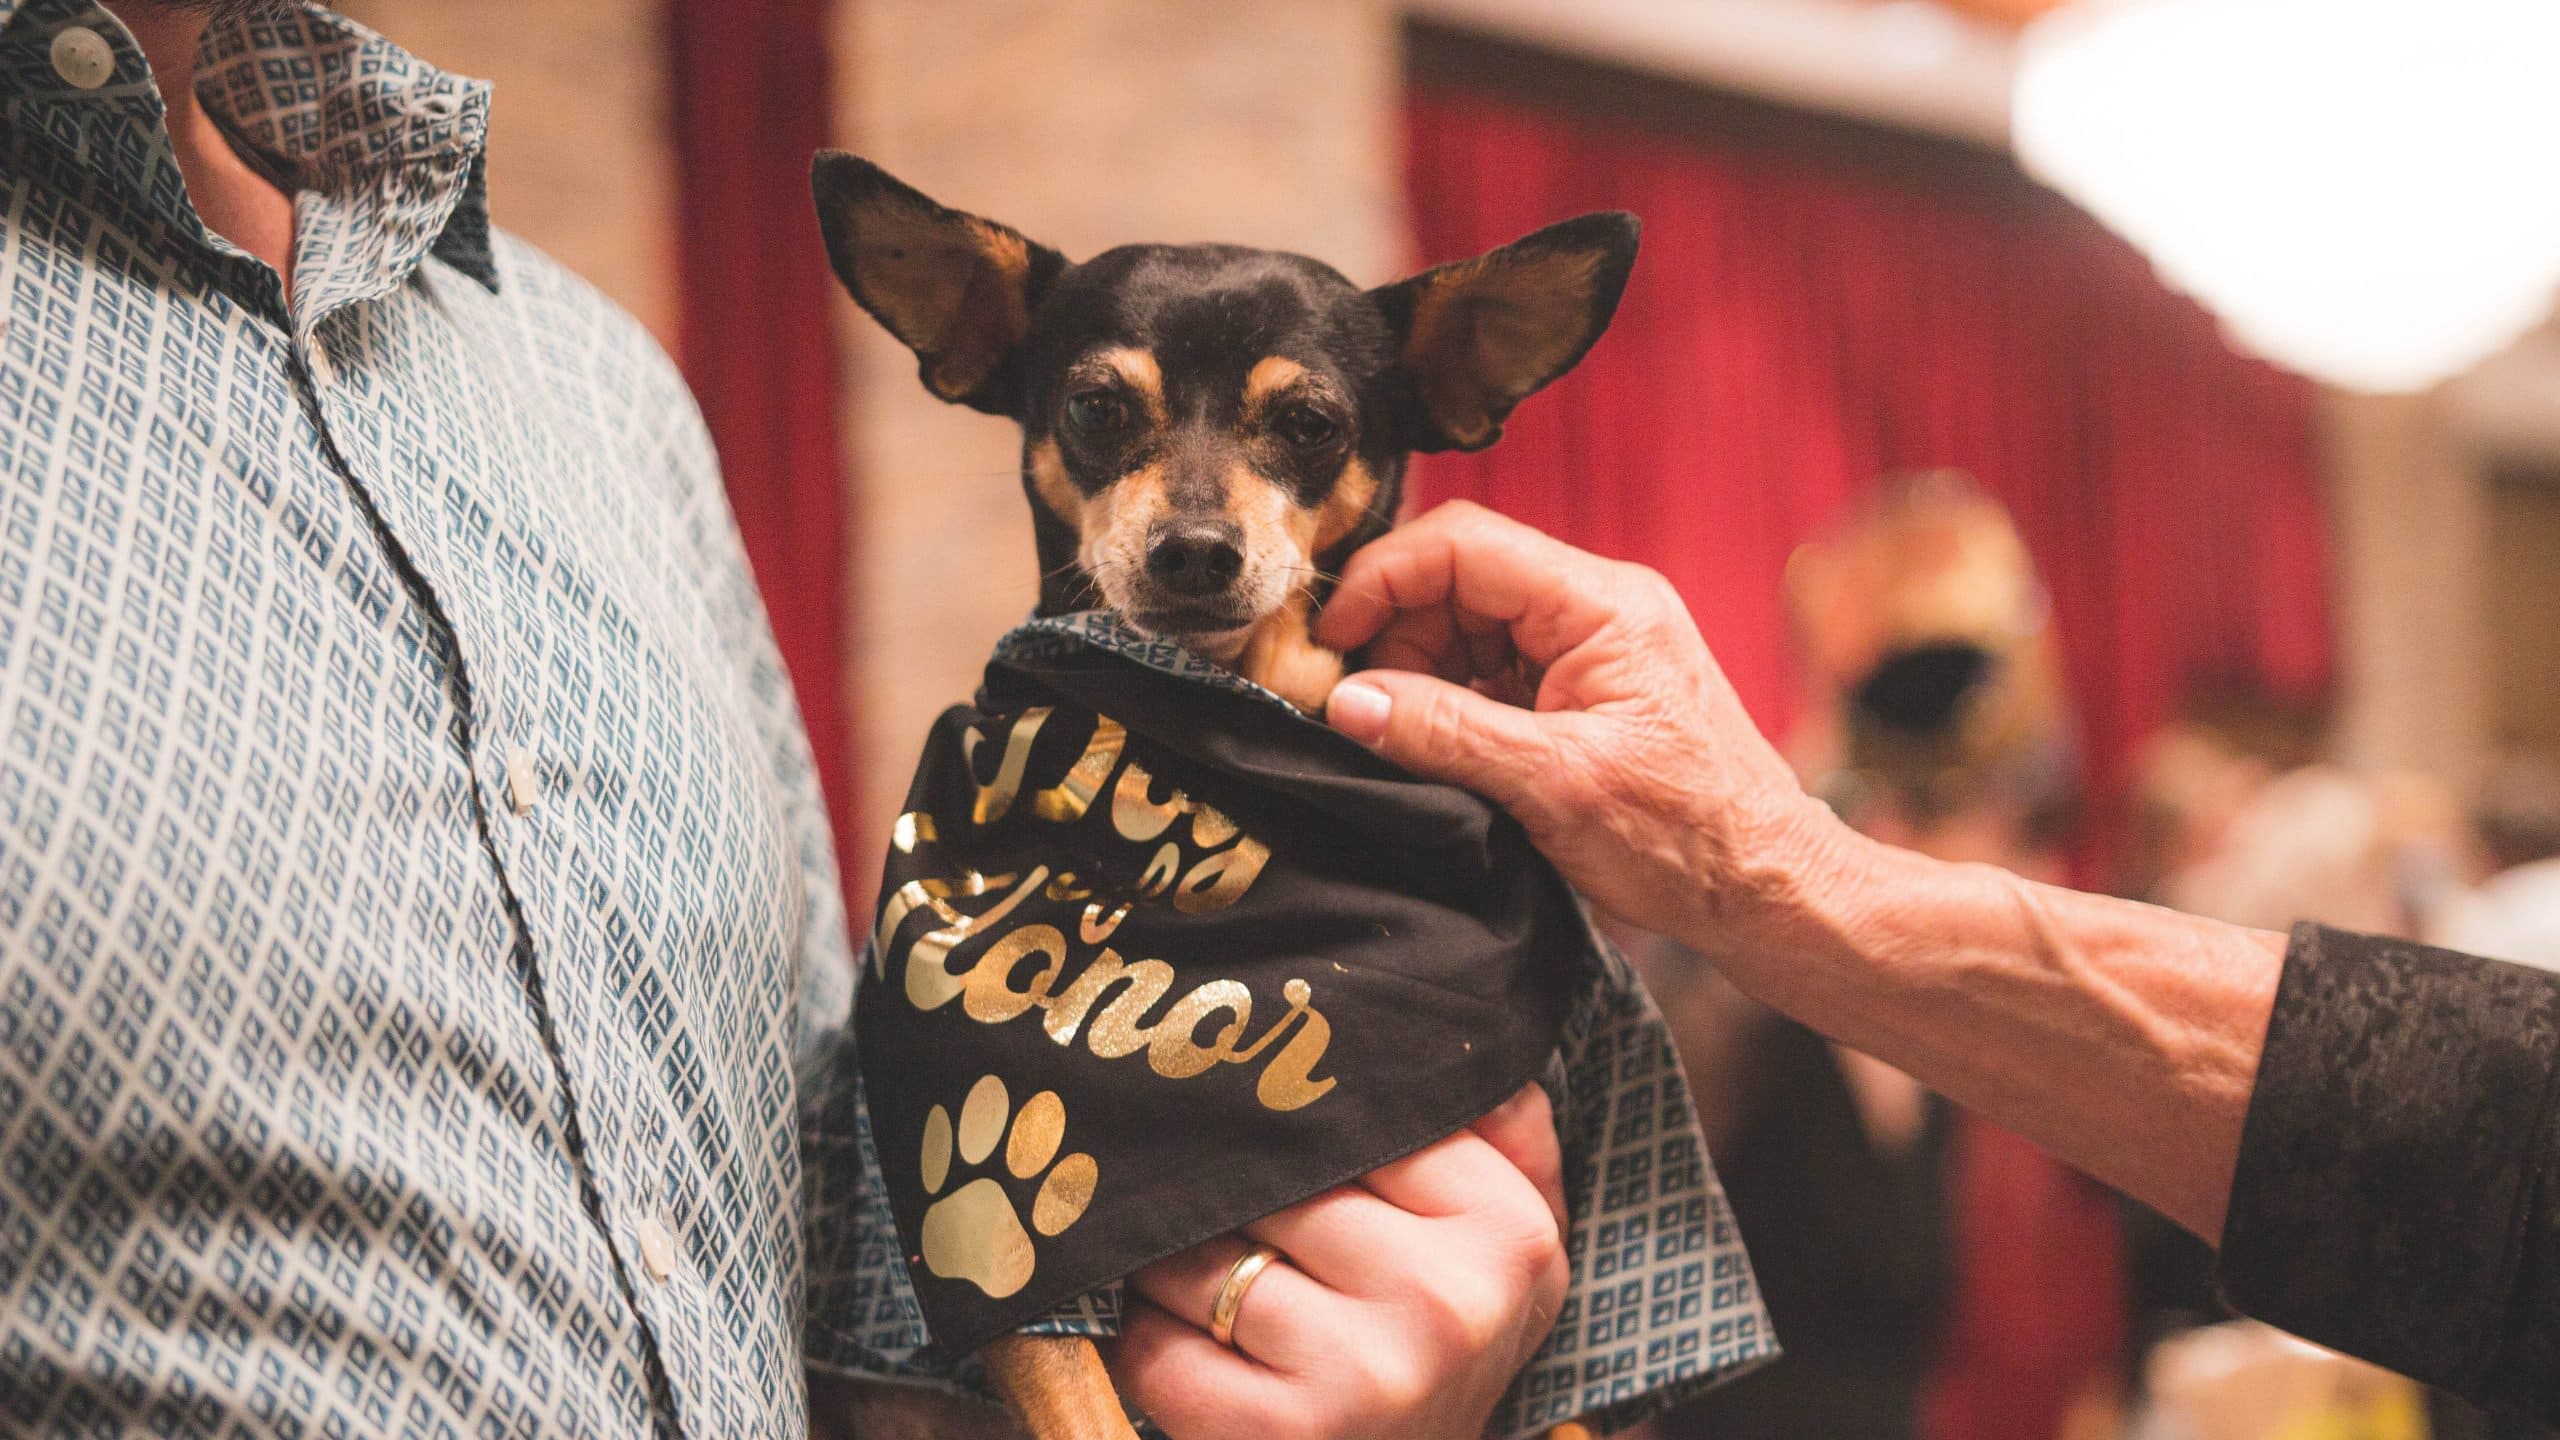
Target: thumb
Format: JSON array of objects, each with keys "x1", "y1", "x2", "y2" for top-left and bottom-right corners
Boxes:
[
  {"x1": 1471, "y1": 1083, "x2": 1567, "y2": 1239},
  {"x1": 1325, "y1": 670, "x2": 1557, "y2": 816}
]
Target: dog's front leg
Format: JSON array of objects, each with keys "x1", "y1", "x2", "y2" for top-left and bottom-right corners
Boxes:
[
  {"x1": 1235, "y1": 597, "x2": 1344, "y2": 714},
  {"x1": 982, "y1": 1334, "x2": 1138, "y2": 1440}
]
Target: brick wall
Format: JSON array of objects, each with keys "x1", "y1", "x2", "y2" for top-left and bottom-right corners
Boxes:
[{"x1": 336, "y1": 0, "x2": 679, "y2": 345}]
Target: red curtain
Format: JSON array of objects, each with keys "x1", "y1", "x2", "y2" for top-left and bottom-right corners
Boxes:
[
  {"x1": 668, "y1": 0, "x2": 859, "y2": 888},
  {"x1": 1403, "y1": 86, "x2": 2333, "y2": 872},
  {"x1": 1406, "y1": 83, "x2": 2334, "y2": 1440}
]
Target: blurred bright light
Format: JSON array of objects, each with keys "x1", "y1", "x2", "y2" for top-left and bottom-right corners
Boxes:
[
  {"x1": 2014, "y1": 0, "x2": 2560, "y2": 392},
  {"x1": 1868, "y1": 0, "x2": 1967, "y2": 73}
]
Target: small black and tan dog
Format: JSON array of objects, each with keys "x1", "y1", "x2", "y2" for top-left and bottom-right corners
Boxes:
[
  {"x1": 810, "y1": 150, "x2": 1636, "y2": 1439},
  {"x1": 812, "y1": 150, "x2": 1637, "y2": 716}
]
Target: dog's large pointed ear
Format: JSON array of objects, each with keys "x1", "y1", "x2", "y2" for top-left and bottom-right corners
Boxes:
[
  {"x1": 811, "y1": 151, "x2": 1068, "y2": 415},
  {"x1": 1368, "y1": 213, "x2": 1640, "y2": 452}
]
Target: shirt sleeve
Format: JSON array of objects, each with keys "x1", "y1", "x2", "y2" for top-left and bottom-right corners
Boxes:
[{"x1": 2217, "y1": 922, "x2": 2560, "y2": 1422}]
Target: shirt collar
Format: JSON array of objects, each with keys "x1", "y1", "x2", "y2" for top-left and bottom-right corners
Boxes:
[{"x1": 0, "y1": 0, "x2": 500, "y2": 296}]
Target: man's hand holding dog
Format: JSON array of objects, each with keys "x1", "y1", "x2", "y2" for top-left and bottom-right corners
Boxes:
[{"x1": 1109, "y1": 1083, "x2": 1568, "y2": 1440}]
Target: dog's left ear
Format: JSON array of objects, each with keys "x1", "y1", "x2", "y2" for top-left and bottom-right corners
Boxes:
[
  {"x1": 811, "y1": 150, "x2": 1067, "y2": 415},
  {"x1": 1369, "y1": 212, "x2": 1640, "y2": 452}
]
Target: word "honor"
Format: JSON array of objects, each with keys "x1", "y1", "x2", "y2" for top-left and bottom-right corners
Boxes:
[{"x1": 876, "y1": 708, "x2": 1337, "y2": 1112}]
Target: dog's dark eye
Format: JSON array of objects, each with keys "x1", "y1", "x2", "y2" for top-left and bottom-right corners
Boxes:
[
  {"x1": 1273, "y1": 404, "x2": 1339, "y2": 451},
  {"x1": 1064, "y1": 389, "x2": 1129, "y2": 436}
]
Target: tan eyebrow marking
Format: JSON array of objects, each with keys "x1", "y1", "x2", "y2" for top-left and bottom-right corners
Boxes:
[
  {"x1": 1243, "y1": 356, "x2": 1309, "y2": 413},
  {"x1": 1089, "y1": 346, "x2": 1166, "y2": 425}
]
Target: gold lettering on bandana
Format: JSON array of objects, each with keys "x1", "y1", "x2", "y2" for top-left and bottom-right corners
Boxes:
[
  {"x1": 964, "y1": 708, "x2": 1051, "y2": 824},
  {"x1": 883, "y1": 708, "x2": 1338, "y2": 1112},
  {"x1": 1113, "y1": 758, "x2": 1272, "y2": 913},
  {"x1": 1036, "y1": 716, "x2": 1125, "y2": 822},
  {"x1": 905, "y1": 867, "x2": 1049, "y2": 1011},
  {"x1": 871, "y1": 866, "x2": 1018, "y2": 981}
]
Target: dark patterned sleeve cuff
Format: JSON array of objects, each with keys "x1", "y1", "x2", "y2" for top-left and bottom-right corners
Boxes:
[{"x1": 2218, "y1": 922, "x2": 2560, "y2": 1413}]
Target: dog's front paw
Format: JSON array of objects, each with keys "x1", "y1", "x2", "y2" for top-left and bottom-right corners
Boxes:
[
  {"x1": 1236, "y1": 607, "x2": 1345, "y2": 714},
  {"x1": 1259, "y1": 643, "x2": 1343, "y2": 715},
  {"x1": 918, "y1": 1075, "x2": 1098, "y2": 1299}
]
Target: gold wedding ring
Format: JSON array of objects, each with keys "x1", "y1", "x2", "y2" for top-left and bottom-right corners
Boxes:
[{"x1": 1208, "y1": 1242, "x2": 1283, "y2": 1348}]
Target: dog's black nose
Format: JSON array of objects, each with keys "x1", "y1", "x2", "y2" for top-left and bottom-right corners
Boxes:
[{"x1": 1144, "y1": 521, "x2": 1245, "y2": 597}]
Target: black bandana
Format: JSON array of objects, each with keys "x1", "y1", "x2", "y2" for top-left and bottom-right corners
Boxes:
[{"x1": 858, "y1": 622, "x2": 1587, "y2": 1356}]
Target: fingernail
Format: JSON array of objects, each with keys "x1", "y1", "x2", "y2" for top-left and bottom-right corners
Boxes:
[{"x1": 1328, "y1": 681, "x2": 1391, "y2": 744}]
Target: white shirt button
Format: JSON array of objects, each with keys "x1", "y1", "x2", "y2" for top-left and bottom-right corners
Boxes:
[
  {"x1": 304, "y1": 343, "x2": 335, "y2": 390},
  {"x1": 636, "y1": 1215, "x2": 678, "y2": 1283},
  {"x1": 504, "y1": 746, "x2": 540, "y2": 817},
  {"x1": 50, "y1": 26, "x2": 115, "y2": 90}
]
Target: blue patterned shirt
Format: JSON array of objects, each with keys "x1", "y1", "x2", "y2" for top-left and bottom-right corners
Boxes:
[{"x1": 0, "y1": 5, "x2": 863, "y2": 1435}]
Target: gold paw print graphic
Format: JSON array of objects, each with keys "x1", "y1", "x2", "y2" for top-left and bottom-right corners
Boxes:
[{"x1": 918, "y1": 1075, "x2": 1099, "y2": 1298}]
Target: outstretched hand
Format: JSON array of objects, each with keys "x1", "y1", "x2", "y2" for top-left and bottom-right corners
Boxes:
[
  {"x1": 1317, "y1": 501, "x2": 2288, "y2": 1245},
  {"x1": 1315, "y1": 500, "x2": 1840, "y2": 964}
]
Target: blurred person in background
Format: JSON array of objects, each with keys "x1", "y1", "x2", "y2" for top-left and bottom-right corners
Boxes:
[
  {"x1": 2156, "y1": 766, "x2": 2466, "y2": 946},
  {"x1": 2119, "y1": 728, "x2": 2263, "y2": 911},
  {"x1": 2432, "y1": 757, "x2": 2560, "y2": 974},
  {"x1": 1633, "y1": 474, "x2": 2122, "y2": 1440},
  {"x1": 1624, "y1": 934, "x2": 1954, "y2": 1440}
]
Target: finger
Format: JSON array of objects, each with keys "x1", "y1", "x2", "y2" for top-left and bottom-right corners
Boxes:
[
  {"x1": 1359, "y1": 599, "x2": 1469, "y2": 683},
  {"x1": 1315, "y1": 501, "x2": 1620, "y2": 668},
  {"x1": 1127, "y1": 1235, "x2": 1347, "y2": 1375},
  {"x1": 1361, "y1": 605, "x2": 1533, "y2": 700},
  {"x1": 1237, "y1": 1185, "x2": 1429, "y2": 1298},
  {"x1": 1323, "y1": 669, "x2": 1563, "y2": 816},
  {"x1": 1470, "y1": 1083, "x2": 1567, "y2": 1239},
  {"x1": 1479, "y1": 1095, "x2": 1574, "y2": 1354},
  {"x1": 1357, "y1": 1118, "x2": 1553, "y2": 1236},
  {"x1": 1110, "y1": 1298, "x2": 1303, "y2": 1440},
  {"x1": 1316, "y1": 501, "x2": 1530, "y2": 649},
  {"x1": 1458, "y1": 606, "x2": 1519, "y2": 687},
  {"x1": 1356, "y1": 1117, "x2": 1567, "y2": 1317}
]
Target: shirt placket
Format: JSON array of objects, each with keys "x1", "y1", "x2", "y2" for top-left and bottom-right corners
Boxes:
[{"x1": 284, "y1": 216, "x2": 712, "y2": 1439}]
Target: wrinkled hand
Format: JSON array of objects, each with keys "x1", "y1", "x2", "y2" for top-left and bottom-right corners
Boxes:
[
  {"x1": 1313, "y1": 501, "x2": 1841, "y2": 964},
  {"x1": 1109, "y1": 1084, "x2": 1568, "y2": 1440}
]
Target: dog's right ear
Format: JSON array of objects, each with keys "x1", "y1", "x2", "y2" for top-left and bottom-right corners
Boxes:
[{"x1": 811, "y1": 151, "x2": 1066, "y2": 416}]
